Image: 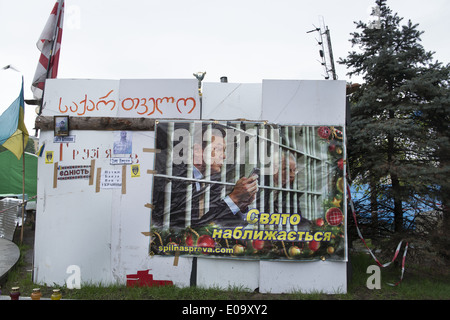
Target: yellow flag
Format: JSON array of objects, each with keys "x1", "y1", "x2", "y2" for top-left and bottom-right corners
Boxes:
[{"x1": 1, "y1": 82, "x2": 28, "y2": 160}]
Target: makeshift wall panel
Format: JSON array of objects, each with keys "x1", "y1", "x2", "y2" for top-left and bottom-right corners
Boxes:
[
  {"x1": 34, "y1": 79, "x2": 348, "y2": 294},
  {"x1": 118, "y1": 79, "x2": 200, "y2": 119},
  {"x1": 202, "y1": 82, "x2": 262, "y2": 120},
  {"x1": 261, "y1": 80, "x2": 347, "y2": 125},
  {"x1": 110, "y1": 130, "x2": 192, "y2": 288},
  {"x1": 41, "y1": 79, "x2": 120, "y2": 117},
  {"x1": 34, "y1": 130, "x2": 116, "y2": 285},
  {"x1": 258, "y1": 79, "x2": 348, "y2": 294},
  {"x1": 41, "y1": 78, "x2": 200, "y2": 119},
  {"x1": 259, "y1": 260, "x2": 347, "y2": 294},
  {"x1": 110, "y1": 131, "x2": 155, "y2": 282},
  {"x1": 196, "y1": 259, "x2": 260, "y2": 290}
]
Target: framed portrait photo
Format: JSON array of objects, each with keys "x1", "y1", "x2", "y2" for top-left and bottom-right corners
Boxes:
[{"x1": 54, "y1": 116, "x2": 69, "y2": 136}]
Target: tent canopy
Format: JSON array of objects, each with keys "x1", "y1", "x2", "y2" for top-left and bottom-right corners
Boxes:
[{"x1": 0, "y1": 151, "x2": 37, "y2": 203}]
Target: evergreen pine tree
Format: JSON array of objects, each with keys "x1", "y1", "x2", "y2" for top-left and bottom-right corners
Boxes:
[{"x1": 339, "y1": 0, "x2": 450, "y2": 235}]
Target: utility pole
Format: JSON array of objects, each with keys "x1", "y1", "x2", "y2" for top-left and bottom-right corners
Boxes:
[{"x1": 307, "y1": 16, "x2": 337, "y2": 80}]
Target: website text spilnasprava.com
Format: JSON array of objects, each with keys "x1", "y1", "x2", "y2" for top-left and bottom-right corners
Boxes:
[{"x1": 159, "y1": 244, "x2": 234, "y2": 255}]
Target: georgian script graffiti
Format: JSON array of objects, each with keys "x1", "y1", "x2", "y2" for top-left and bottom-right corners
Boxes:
[
  {"x1": 58, "y1": 90, "x2": 116, "y2": 115},
  {"x1": 121, "y1": 96, "x2": 196, "y2": 115},
  {"x1": 58, "y1": 90, "x2": 197, "y2": 116}
]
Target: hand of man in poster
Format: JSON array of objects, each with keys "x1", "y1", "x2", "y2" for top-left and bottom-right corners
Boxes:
[{"x1": 228, "y1": 175, "x2": 258, "y2": 212}]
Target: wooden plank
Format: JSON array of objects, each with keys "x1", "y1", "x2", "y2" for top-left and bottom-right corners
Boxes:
[
  {"x1": 35, "y1": 116, "x2": 156, "y2": 131},
  {"x1": 121, "y1": 165, "x2": 126, "y2": 194},
  {"x1": 53, "y1": 162, "x2": 58, "y2": 188},
  {"x1": 142, "y1": 148, "x2": 161, "y2": 153},
  {"x1": 95, "y1": 168, "x2": 101, "y2": 193},
  {"x1": 89, "y1": 159, "x2": 95, "y2": 185}
]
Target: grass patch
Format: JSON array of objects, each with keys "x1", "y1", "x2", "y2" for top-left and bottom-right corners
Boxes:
[{"x1": 2, "y1": 244, "x2": 449, "y2": 300}]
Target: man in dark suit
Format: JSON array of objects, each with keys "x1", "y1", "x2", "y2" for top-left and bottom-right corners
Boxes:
[
  {"x1": 152, "y1": 122, "x2": 258, "y2": 230},
  {"x1": 261, "y1": 151, "x2": 311, "y2": 231}
]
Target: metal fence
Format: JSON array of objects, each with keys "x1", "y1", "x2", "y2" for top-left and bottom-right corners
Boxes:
[{"x1": 0, "y1": 198, "x2": 22, "y2": 240}]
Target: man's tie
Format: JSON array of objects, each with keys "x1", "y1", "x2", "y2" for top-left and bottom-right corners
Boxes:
[{"x1": 198, "y1": 182, "x2": 206, "y2": 218}]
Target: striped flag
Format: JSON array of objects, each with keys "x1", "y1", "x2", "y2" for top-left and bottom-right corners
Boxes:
[
  {"x1": 31, "y1": 0, "x2": 65, "y2": 101},
  {"x1": 0, "y1": 77, "x2": 29, "y2": 160}
]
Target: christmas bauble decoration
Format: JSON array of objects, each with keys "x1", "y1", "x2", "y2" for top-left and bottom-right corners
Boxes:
[
  {"x1": 326, "y1": 207, "x2": 343, "y2": 226},
  {"x1": 233, "y1": 244, "x2": 245, "y2": 255},
  {"x1": 336, "y1": 177, "x2": 344, "y2": 193},
  {"x1": 197, "y1": 235, "x2": 215, "y2": 248},
  {"x1": 289, "y1": 245, "x2": 302, "y2": 256},
  {"x1": 337, "y1": 158, "x2": 344, "y2": 170},
  {"x1": 308, "y1": 240, "x2": 320, "y2": 252},
  {"x1": 318, "y1": 126, "x2": 331, "y2": 139},
  {"x1": 315, "y1": 218, "x2": 324, "y2": 227},
  {"x1": 185, "y1": 234, "x2": 194, "y2": 246},
  {"x1": 252, "y1": 240, "x2": 264, "y2": 251}
]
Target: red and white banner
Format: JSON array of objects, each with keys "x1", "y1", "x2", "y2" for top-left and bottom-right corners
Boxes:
[{"x1": 31, "y1": 0, "x2": 64, "y2": 101}]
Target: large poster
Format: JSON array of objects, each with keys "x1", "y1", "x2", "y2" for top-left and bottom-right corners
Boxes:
[{"x1": 150, "y1": 120, "x2": 346, "y2": 261}]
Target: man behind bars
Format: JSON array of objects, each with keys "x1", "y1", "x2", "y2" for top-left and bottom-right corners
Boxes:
[
  {"x1": 152, "y1": 123, "x2": 258, "y2": 229},
  {"x1": 262, "y1": 151, "x2": 311, "y2": 231}
]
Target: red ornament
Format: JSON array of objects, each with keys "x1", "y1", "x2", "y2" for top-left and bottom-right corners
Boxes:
[
  {"x1": 318, "y1": 126, "x2": 331, "y2": 139},
  {"x1": 185, "y1": 234, "x2": 194, "y2": 246},
  {"x1": 315, "y1": 218, "x2": 324, "y2": 227},
  {"x1": 326, "y1": 207, "x2": 343, "y2": 226},
  {"x1": 337, "y1": 158, "x2": 344, "y2": 170},
  {"x1": 197, "y1": 234, "x2": 215, "y2": 248},
  {"x1": 252, "y1": 240, "x2": 264, "y2": 251},
  {"x1": 308, "y1": 241, "x2": 320, "y2": 252}
]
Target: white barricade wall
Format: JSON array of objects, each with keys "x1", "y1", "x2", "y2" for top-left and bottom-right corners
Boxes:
[{"x1": 34, "y1": 78, "x2": 347, "y2": 293}]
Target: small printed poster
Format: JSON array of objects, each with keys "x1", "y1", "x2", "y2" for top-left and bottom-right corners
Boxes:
[
  {"x1": 57, "y1": 165, "x2": 91, "y2": 181},
  {"x1": 130, "y1": 164, "x2": 140, "y2": 178},
  {"x1": 100, "y1": 169, "x2": 122, "y2": 189},
  {"x1": 45, "y1": 151, "x2": 54, "y2": 164},
  {"x1": 53, "y1": 135, "x2": 76, "y2": 143},
  {"x1": 110, "y1": 157, "x2": 133, "y2": 165}
]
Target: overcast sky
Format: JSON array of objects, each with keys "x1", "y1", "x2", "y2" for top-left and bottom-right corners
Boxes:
[{"x1": 1, "y1": 0, "x2": 449, "y2": 131}]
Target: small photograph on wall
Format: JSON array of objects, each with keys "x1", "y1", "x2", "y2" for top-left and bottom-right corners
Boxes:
[
  {"x1": 54, "y1": 116, "x2": 69, "y2": 136},
  {"x1": 113, "y1": 131, "x2": 133, "y2": 155}
]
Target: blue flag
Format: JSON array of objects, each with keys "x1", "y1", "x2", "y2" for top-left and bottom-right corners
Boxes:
[{"x1": 0, "y1": 77, "x2": 29, "y2": 159}]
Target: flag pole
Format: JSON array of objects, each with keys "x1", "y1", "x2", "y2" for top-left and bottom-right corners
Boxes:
[
  {"x1": 21, "y1": 132, "x2": 25, "y2": 244},
  {"x1": 21, "y1": 75, "x2": 27, "y2": 244}
]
